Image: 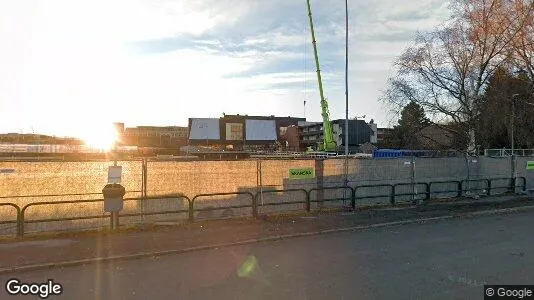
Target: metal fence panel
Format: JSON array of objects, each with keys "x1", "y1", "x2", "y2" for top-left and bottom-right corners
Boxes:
[
  {"x1": 415, "y1": 157, "x2": 468, "y2": 182},
  {"x1": 256, "y1": 189, "x2": 308, "y2": 215},
  {"x1": 429, "y1": 181, "x2": 461, "y2": 199},
  {"x1": 394, "y1": 183, "x2": 428, "y2": 203},
  {"x1": 477, "y1": 157, "x2": 512, "y2": 179},
  {"x1": 146, "y1": 160, "x2": 257, "y2": 199},
  {"x1": 489, "y1": 178, "x2": 513, "y2": 195},
  {"x1": 309, "y1": 187, "x2": 352, "y2": 210},
  {"x1": 0, "y1": 160, "x2": 143, "y2": 208},
  {"x1": 191, "y1": 192, "x2": 254, "y2": 221},
  {"x1": 354, "y1": 185, "x2": 392, "y2": 206},
  {"x1": 1, "y1": 155, "x2": 532, "y2": 237}
]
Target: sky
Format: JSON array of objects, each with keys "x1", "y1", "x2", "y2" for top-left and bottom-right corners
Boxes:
[{"x1": 0, "y1": 0, "x2": 450, "y2": 138}]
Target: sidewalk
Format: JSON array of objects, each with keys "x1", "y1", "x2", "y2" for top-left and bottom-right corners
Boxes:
[{"x1": 0, "y1": 195, "x2": 532, "y2": 273}]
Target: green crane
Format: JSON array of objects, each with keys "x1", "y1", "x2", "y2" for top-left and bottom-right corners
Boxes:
[{"x1": 305, "y1": 0, "x2": 337, "y2": 152}]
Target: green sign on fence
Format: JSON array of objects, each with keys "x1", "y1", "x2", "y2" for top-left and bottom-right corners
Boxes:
[
  {"x1": 289, "y1": 168, "x2": 315, "y2": 179},
  {"x1": 527, "y1": 161, "x2": 534, "y2": 170}
]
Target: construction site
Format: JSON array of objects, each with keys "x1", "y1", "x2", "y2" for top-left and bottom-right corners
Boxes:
[{"x1": 0, "y1": 1, "x2": 446, "y2": 161}]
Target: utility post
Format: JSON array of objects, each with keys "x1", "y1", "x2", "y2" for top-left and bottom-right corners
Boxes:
[
  {"x1": 343, "y1": 0, "x2": 350, "y2": 208},
  {"x1": 411, "y1": 153, "x2": 417, "y2": 205}
]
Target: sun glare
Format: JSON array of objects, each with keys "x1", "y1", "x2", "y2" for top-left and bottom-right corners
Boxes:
[{"x1": 80, "y1": 124, "x2": 118, "y2": 151}]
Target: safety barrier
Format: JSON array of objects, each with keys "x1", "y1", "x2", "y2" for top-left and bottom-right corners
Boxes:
[
  {"x1": 0, "y1": 177, "x2": 527, "y2": 238},
  {"x1": 189, "y1": 192, "x2": 255, "y2": 222},
  {"x1": 309, "y1": 186, "x2": 355, "y2": 210},
  {"x1": 255, "y1": 189, "x2": 309, "y2": 212}
]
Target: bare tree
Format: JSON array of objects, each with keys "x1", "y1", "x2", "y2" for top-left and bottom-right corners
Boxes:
[
  {"x1": 507, "y1": 0, "x2": 534, "y2": 83},
  {"x1": 382, "y1": 0, "x2": 530, "y2": 152}
]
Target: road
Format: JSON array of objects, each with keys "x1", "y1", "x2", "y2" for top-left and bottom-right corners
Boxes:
[{"x1": 1, "y1": 211, "x2": 533, "y2": 300}]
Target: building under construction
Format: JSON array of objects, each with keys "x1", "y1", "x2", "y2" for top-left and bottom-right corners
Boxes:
[{"x1": 187, "y1": 114, "x2": 305, "y2": 151}]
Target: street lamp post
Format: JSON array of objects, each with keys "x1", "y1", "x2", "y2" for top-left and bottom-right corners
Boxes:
[
  {"x1": 344, "y1": 0, "x2": 349, "y2": 158},
  {"x1": 343, "y1": 0, "x2": 351, "y2": 210}
]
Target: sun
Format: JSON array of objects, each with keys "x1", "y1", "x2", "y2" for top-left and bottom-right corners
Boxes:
[{"x1": 80, "y1": 124, "x2": 119, "y2": 152}]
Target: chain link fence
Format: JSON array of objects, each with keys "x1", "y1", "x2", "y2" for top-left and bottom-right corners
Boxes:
[
  {"x1": 1, "y1": 154, "x2": 531, "y2": 235},
  {"x1": 0, "y1": 159, "x2": 142, "y2": 235}
]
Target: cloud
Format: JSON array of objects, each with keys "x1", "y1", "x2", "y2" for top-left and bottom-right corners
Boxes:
[{"x1": 0, "y1": 0, "x2": 451, "y2": 137}]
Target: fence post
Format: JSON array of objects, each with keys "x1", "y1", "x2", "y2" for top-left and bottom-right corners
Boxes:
[
  {"x1": 464, "y1": 154, "x2": 472, "y2": 197},
  {"x1": 110, "y1": 212, "x2": 119, "y2": 230},
  {"x1": 511, "y1": 154, "x2": 516, "y2": 192},
  {"x1": 305, "y1": 190, "x2": 311, "y2": 212},
  {"x1": 457, "y1": 181, "x2": 463, "y2": 198},
  {"x1": 390, "y1": 185, "x2": 396, "y2": 205},
  {"x1": 142, "y1": 158, "x2": 148, "y2": 198},
  {"x1": 315, "y1": 159, "x2": 325, "y2": 208},
  {"x1": 18, "y1": 210, "x2": 24, "y2": 238},
  {"x1": 252, "y1": 194, "x2": 258, "y2": 218},
  {"x1": 141, "y1": 158, "x2": 148, "y2": 222},
  {"x1": 188, "y1": 200, "x2": 194, "y2": 222},
  {"x1": 425, "y1": 183, "x2": 431, "y2": 201},
  {"x1": 411, "y1": 155, "x2": 416, "y2": 204},
  {"x1": 487, "y1": 179, "x2": 492, "y2": 196},
  {"x1": 258, "y1": 160, "x2": 263, "y2": 206},
  {"x1": 351, "y1": 187, "x2": 356, "y2": 209}
]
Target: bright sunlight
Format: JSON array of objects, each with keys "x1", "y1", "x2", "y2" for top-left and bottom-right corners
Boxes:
[{"x1": 80, "y1": 124, "x2": 118, "y2": 151}]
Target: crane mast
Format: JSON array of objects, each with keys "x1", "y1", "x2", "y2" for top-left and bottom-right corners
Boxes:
[{"x1": 305, "y1": 0, "x2": 337, "y2": 152}]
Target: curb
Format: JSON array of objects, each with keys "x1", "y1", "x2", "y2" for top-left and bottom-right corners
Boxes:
[
  {"x1": 1, "y1": 205, "x2": 534, "y2": 275},
  {"x1": 467, "y1": 204, "x2": 534, "y2": 216}
]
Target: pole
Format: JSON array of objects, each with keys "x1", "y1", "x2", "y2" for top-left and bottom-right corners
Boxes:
[
  {"x1": 355, "y1": 117, "x2": 358, "y2": 150},
  {"x1": 259, "y1": 160, "x2": 263, "y2": 206},
  {"x1": 344, "y1": 0, "x2": 349, "y2": 158},
  {"x1": 411, "y1": 154, "x2": 416, "y2": 204},
  {"x1": 343, "y1": 0, "x2": 350, "y2": 208},
  {"x1": 511, "y1": 96, "x2": 515, "y2": 157},
  {"x1": 112, "y1": 130, "x2": 119, "y2": 228},
  {"x1": 511, "y1": 95, "x2": 516, "y2": 189},
  {"x1": 141, "y1": 158, "x2": 147, "y2": 221}
]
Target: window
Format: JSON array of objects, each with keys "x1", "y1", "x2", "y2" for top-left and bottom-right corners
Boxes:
[{"x1": 280, "y1": 127, "x2": 288, "y2": 136}]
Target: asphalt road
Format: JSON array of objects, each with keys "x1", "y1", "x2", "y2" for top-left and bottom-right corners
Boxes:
[{"x1": 1, "y1": 211, "x2": 533, "y2": 300}]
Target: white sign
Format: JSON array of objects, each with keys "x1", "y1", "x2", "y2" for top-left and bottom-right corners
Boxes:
[
  {"x1": 189, "y1": 118, "x2": 221, "y2": 140},
  {"x1": 245, "y1": 119, "x2": 277, "y2": 141},
  {"x1": 0, "y1": 169, "x2": 15, "y2": 174},
  {"x1": 107, "y1": 166, "x2": 122, "y2": 184}
]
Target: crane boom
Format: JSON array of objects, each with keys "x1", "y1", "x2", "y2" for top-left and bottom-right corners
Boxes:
[{"x1": 305, "y1": 0, "x2": 337, "y2": 152}]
